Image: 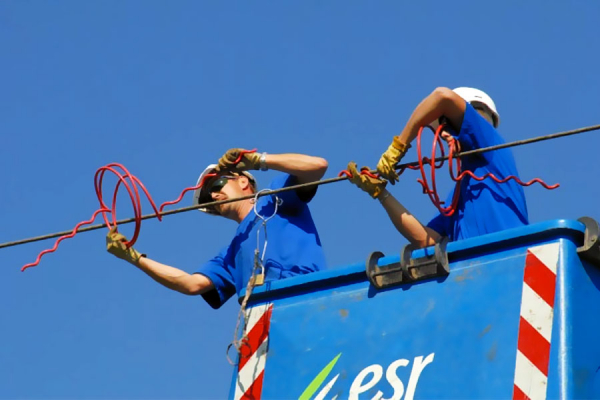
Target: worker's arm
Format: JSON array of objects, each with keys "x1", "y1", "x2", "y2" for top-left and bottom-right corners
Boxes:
[
  {"x1": 344, "y1": 164, "x2": 441, "y2": 248},
  {"x1": 134, "y1": 257, "x2": 214, "y2": 295},
  {"x1": 262, "y1": 153, "x2": 328, "y2": 184},
  {"x1": 379, "y1": 189, "x2": 442, "y2": 248},
  {"x1": 378, "y1": 88, "x2": 466, "y2": 183},
  {"x1": 217, "y1": 149, "x2": 328, "y2": 184},
  {"x1": 396, "y1": 87, "x2": 466, "y2": 146},
  {"x1": 106, "y1": 229, "x2": 213, "y2": 295}
]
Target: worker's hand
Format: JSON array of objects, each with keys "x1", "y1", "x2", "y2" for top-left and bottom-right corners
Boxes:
[
  {"x1": 217, "y1": 148, "x2": 261, "y2": 171},
  {"x1": 106, "y1": 227, "x2": 144, "y2": 265},
  {"x1": 376, "y1": 137, "x2": 411, "y2": 184},
  {"x1": 346, "y1": 162, "x2": 387, "y2": 199}
]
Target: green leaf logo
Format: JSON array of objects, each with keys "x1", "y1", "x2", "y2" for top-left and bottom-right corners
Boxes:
[{"x1": 298, "y1": 353, "x2": 342, "y2": 400}]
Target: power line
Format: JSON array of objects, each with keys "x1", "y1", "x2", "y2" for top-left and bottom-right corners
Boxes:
[
  {"x1": 401, "y1": 123, "x2": 600, "y2": 165},
  {"x1": 1, "y1": 123, "x2": 598, "y2": 250}
]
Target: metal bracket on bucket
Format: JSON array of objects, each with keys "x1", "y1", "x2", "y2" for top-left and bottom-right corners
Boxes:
[
  {"x1": 366, "y1": 237, "x2": 450, "y2": 289},
  {"x1": 577, "y1": 216, "x2": 600, "y2": 266}
]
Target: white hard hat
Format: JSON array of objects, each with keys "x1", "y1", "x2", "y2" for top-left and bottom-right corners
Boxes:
[
  {"x1": 453, "y1": 87, "x2": 500, "y2": 127},
  {"x1": 193, "y1": 164, "x2": 256, "y2": 214}
]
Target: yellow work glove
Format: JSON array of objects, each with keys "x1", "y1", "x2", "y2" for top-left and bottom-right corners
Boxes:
[
  {"x1": 217, "y1": 148, "x2": 261, "y2": 171},
  {"x1": 106, "y1": 227, "x2": 144, "y2": 265},
  {"x1": 376, "y1": 136, "x2": 411, "y2": 184},
  {"x1": 347, "y1": 162, "x2": 387, "y2": 199}
]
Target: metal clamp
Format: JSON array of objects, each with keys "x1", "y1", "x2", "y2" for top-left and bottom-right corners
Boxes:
[
  {"x1": 577, "y1": 216, "x2": 600, "y2": 266},
  {"x1": 366, "y1": 237, "x2": 450, "y2": 290}
]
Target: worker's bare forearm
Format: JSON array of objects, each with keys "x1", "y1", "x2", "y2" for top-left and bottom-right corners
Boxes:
[
  {"x1": 133, "y1": 257, "x2": 213, "y2": 295},
  {"x1": 379, "y1": 189, "x2": 441, "y2": 248},
  {"x1": 397, "y1": 87, "x2": 466, "y2": 146},
  {"x1": 264, "y1": 153, "x2": 328, "y2": 184}
]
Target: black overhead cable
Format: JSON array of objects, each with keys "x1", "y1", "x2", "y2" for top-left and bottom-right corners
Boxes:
[{"x1": 0, "y1": 123, "x2": 598, "y2": 250}]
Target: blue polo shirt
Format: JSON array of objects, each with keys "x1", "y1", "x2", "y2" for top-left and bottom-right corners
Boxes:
[
  {"x1": 426, "y1": 103, "x2": 529, "y2": 241},
  {"x1": 196, "y1": 174, "x2": 325, "y2": 309}
]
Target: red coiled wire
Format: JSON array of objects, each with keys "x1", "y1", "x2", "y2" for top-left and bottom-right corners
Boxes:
[
  {"x1": 409, "y1": 124, "x2": 559, "y2": 217},
  {"x1": 338, "y1": 166, "x2": 380, "y2": 180},
  {"x1": 21, "y1": 150, "x2": 256, "y2": 271},
  {"x1": 340, "y1": 124, "x2": 558, "y2": 218}
]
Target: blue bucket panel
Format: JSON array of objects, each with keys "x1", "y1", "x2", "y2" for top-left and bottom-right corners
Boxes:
[{"x1": 229, "y1": 220, "x2": 600, "y2": 399}]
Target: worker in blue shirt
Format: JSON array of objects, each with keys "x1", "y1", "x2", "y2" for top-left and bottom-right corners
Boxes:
[
  {"x1": 106, "y1": 149, "x2": 328, "y2": 308},
  {"x1": 347, "y1": 87, "x2": 528, "y2": 247}
]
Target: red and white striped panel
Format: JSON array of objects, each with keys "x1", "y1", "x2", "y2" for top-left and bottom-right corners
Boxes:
[
  {"x1": 513, "y1": 243, "x2": 560, "y2": 400},
  {"x1": 233, "y1": 303, "x2": 273, "y2": 400}
]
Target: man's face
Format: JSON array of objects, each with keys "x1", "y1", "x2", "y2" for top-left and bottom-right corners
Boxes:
[
  {"x1": 202, "y1": 173, "x2": 253, "y2": 216},
  {"x1": 201, "y1": 174, "x2": 241, "y2": 215},
  {"x1": 440, "y1": 130, "x2": 453, "y2": 143},
  {"x1": 430, "y1": 117, "x2": 456, "y2": 145},
  {"x1": 438, "y1": 103, "x2": 495, "y2": 146}
]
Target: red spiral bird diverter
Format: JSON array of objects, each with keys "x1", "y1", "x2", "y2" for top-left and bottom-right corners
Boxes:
[
  {"x1": 408, "y1": 124, "x2": 559, "y2": 217},
  {"x1": 21, "y1": 163, "x2": 220, "y2": 271}
]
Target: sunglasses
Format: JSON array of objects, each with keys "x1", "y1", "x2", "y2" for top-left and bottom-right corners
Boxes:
[
  {"x1": 199, "y1": 175, "x2": 238, "y2": 212},
  {"x1": 207, "y1": 175, "x2": 238, "y2": 193}
]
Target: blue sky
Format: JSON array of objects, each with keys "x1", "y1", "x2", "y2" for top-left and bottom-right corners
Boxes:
[{"x1": 1, "y1": 1, "x2": 599, "y2": 399}]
